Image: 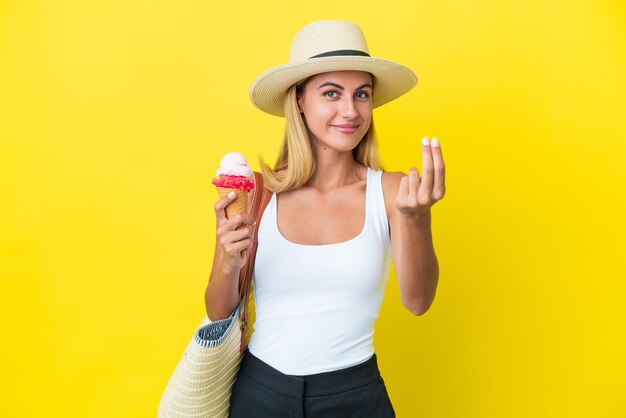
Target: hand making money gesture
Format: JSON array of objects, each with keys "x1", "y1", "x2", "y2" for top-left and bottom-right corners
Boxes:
[{"x1": 396, "y1": 137, "x2": 446, "y2": 217}]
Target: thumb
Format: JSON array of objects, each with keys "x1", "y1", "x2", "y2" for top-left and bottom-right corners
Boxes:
[
  {"x1": 398, "y1": 175, "x2": 409, "y2": 198},
  {"x1": 215, "y1": 190, "x2": 237, "y2": 222}
]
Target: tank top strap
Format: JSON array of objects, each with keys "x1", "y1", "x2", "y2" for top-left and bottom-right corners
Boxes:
[{"x1": 366, "y1": 168, "x2": 391, "y2": 243}]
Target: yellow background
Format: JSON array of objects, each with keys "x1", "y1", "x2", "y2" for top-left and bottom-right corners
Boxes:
[{"x1": 1, "y1": 0, "x2": 625, "y2": 416}]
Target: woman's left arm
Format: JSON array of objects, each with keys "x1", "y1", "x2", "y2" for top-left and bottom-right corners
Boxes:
[{"x1": 383, "y1": 137, "x2": 446, "y2": 316}]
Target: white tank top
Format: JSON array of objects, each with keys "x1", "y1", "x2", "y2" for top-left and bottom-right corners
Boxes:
[{"x1": 248, "y1": 167, "x2": 392, "y2": 375}]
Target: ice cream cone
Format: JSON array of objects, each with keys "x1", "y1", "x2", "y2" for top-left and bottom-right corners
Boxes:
[
  {"x1": 213, "y1": 152, "x2": 254, "y2": 222},
  {"x1": 216, "y1": 187, "x2": 249, "y2": 219}
]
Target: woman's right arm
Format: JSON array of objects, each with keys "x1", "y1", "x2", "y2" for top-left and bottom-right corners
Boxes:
[{"x1": 204, "y1": 191, "x2": 255, "y2": 321}]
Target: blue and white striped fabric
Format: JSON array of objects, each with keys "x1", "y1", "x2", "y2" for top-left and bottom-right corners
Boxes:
[{"x1": 194, "y1": 305, "x2": 240, "y2": 348}]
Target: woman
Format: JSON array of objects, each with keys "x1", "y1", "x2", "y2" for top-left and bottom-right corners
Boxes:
[{"x1": 205, "y1": 20, "x2": 445, "y2": 417}]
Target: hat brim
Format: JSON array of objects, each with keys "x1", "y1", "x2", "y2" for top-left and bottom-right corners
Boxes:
[{"x1": 249, "y1": 56, "x2": 418, "y2": 117}]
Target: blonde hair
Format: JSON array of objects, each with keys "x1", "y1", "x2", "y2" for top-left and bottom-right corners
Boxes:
[{"x1": 259, "y1": 78, "x2": 383, "y2": 193}]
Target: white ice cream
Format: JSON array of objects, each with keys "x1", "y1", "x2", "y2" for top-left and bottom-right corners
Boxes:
[{"x1": 216, "y1": 152, "x2": 253, "y2": 177}]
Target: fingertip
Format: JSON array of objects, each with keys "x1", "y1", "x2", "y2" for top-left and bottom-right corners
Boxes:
[{"x1": 228, "y1": 191, "x2": 236, "y2": 199}]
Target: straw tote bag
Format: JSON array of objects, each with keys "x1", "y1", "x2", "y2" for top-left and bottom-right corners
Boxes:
[{"x1": 158, "y1": 172, "x2": 271, "y2": 418}]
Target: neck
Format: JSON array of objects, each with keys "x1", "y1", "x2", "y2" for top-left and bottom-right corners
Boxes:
[{"x1": 307, "y1": 145, "x2": 365, "y2": 192}]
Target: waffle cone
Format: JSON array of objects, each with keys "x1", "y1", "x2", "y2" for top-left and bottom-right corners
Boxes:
[{"x1": 216, "y1": 187, "x2": 249, "y2": 219}]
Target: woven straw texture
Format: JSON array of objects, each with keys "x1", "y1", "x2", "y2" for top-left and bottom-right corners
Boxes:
[
  {"x1": 216, "y1": 187, "x2": 249, "y2": 220},
  {"x1": 158, "y1": 295, "x2": 256, "y2": 418}
]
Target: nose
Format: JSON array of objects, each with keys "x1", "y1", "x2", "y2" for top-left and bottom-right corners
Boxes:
[{"x1": 340, "y1": 96, "x2": 358, "y2": 119}]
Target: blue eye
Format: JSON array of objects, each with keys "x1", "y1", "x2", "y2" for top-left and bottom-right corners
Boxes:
[
  {"x1": 355, "y1": 91, "x2": 370, "y2": 99},
  {"x1": 323, "y1": 90, "x2": 339, "y2": 98}
]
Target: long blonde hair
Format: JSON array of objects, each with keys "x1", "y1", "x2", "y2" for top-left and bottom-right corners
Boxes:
[{"x1": 259, "y1": 78, "x2": 383, "y2": 193}]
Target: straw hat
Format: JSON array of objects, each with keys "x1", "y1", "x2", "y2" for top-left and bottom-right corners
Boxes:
[{"x1": 249, "y1": 20, "x2": 418, "y2": 117}]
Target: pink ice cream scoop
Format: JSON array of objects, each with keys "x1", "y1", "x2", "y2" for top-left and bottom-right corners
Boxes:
[{"x1": 212, "y1": 152, "x2": 255, "y2": 191}]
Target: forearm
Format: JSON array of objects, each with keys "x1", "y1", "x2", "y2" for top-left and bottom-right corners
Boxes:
[
  {"x1": 204, "y1": 263, "x2": 240, "y2": 321},
  {"x1": 206, "y1": 191, "x2": 256, "y2": 321},
  {"x1": 394, "y1": 210, "x2": 439, "y2": 315}
]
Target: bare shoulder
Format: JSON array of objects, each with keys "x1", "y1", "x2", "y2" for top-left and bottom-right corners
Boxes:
[{"x1": 381, "y1": 170, "x2": 407, "y2": 221}]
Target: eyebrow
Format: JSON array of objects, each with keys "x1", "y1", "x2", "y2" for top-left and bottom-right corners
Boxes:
[{"x1": 317, "y1": 82, "x2": 373, "y2": 91}]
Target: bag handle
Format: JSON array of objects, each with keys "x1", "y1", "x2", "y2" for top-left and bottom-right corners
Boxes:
[{"x1": 237, "y1": 171, "x2": 271, "y2": 353}]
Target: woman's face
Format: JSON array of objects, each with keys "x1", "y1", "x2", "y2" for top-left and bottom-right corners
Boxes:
[{"x1": 297, "y1": 70, "x2": 373, "y2": 154}]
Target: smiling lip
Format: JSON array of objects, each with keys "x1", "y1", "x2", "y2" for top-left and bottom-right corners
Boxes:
[{"x1": 332, "y1": 124, "x2": 359, "y2": 133}]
